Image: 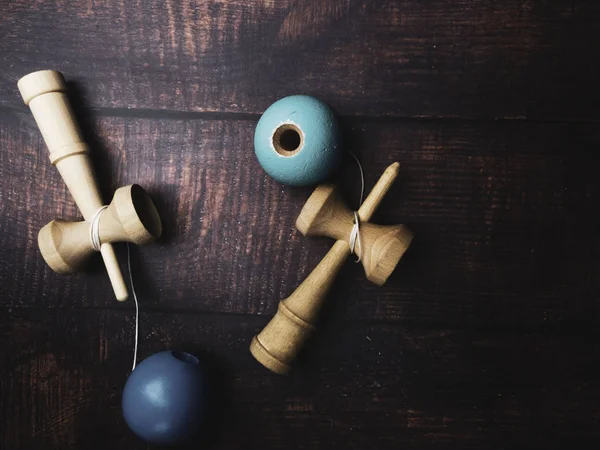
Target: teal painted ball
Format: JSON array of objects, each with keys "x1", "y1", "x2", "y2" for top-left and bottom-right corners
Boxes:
[
  {"x1": 122, "y1": 351, "x2": 206, "y2": 446},
  {"x1": 254, "y1": 95, "x2": 342, "y2": 186}
]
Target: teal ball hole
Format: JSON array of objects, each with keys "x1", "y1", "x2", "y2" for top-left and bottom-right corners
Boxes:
[{"x1": 273, "y1": 124, "x2": 303, "y2": 155}]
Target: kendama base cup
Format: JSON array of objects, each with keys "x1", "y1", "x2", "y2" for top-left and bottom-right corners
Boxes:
[{"x1": 38, "y1": 184, "x2": 162, "y2": 273}]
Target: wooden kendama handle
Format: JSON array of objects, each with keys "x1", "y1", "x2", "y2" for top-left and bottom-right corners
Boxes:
[
  {"x1": 18, "y1": 70, "x2": 128, "y2": 301},
  {"x1": 250, "y1": 162, "x2": 402, "y2": 374}
]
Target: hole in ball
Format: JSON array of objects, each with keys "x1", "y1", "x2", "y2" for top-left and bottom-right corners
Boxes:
[
  {"x1": 279, "y1": 129, "x2": 301, "y2": 151},
  {"x1": 171, "y1": 351, "x2": 199, "y2": 364},
  {"x1": 273, "y1": 124, "x2": 303, "y2": 156}
]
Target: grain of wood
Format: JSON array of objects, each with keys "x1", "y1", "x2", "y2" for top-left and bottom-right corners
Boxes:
[
  {"x1": 1, "y1": 0, "x2": 600, "y2": 119},
  {"x1": 1, "y1": 308, "x2": 599, "y2": 449},
  {"x1": 0, "y1": 1, "x2": 599, "y2": 448}
]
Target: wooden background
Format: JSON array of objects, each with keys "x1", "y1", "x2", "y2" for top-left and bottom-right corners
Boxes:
[{"x1": 1, "y1": 1, "x2": 600, "y2": 449}]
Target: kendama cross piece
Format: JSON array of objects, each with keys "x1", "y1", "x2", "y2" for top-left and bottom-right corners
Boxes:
[
  {"x1": 17, "y1": 70, "x2": 162, "y2": 301},
  {"x1": 250, "y1": 162, "x2": 414, "y2": 374},
  {"x1": 296, "y1": 183, "x2": 412, "y2": 286},
  {"x1": 38, "y1": 184, "x2": 162, "y2": 274}
]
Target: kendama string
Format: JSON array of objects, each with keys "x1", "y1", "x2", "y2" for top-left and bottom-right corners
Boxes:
[
  {"x1": 127, "y1": 243, "x2": 140, "y2": 372},
  {"x1": 89, "y1": 206, "x2": 108, "y2": 252},
  {"x1": 89, "y1": 207, "x2": 140, "y2": 371},
  {"x1": 349, "y1": 211, "x2": 362, "y2": 262},
  {"x1": 348, "y1": 151, "x2": 365, "y2": 262}
]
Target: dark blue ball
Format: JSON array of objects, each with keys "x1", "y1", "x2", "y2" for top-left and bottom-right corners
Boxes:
[{"x1": 122, "y1": 351, "x2": 206, "y2": 446}]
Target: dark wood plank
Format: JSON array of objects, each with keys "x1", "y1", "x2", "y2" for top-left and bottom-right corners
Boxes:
[
  {"x1": 1, "y1": 112, "x2": 598, "y2": 332},
  {"x1": 1, "y1": 0, "x2": 600, "y2": 119},
  {"x1": 1, "y1": 308, "x2": 599, "y2": 450}
]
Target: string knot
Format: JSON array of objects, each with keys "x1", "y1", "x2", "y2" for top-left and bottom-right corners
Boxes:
[
  {"x1": 89, "y1": 206, "x2": 108, "y2": 252},
  {"x1": 349, "y1": 211, "x2": 362, "y2": 263}
]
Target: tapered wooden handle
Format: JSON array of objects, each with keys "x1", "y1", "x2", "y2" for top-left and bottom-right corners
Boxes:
[
  {"x1": 250, "y1": 162, "x2": 402, "y2": 374},
  {"x1": 18, "y1": 70, "x2": 128, "y2": 301}
]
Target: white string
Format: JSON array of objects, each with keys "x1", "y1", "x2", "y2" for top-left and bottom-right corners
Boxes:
[
  {"x1": 89, "y1": 206, "x2": 108, "y2": 252},
  {"x1": 347, "y1": 151, "x2": 365, "y2": 263},
  {"x1": 127, "y1": 243, "x2": 140, "y2": 372},
  {"x1": 349, "y1": 211, "x2": 363, "y2": 262},
  {"x1": 348, "y1": 151, "x2": 365, "y2": 208},
  {"x1": 89, "y1": 208, "x2": 139, "y2": 372}
]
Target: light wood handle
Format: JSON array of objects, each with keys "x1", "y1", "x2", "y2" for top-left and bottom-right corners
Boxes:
[
  {"x1": 250, "y1": 162, "x2": 402, "y2": 374},
  {"x1": 18, "y1": 70, "x2": 128, "y2": 301}
]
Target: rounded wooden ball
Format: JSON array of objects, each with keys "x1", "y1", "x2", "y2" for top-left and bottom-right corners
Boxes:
[
  {"x1": 122, "y1": 351, "x2": 206, "y2": 446},
  {"x1": 254, "y1": 95, "x2": 342, "y2": 186}
]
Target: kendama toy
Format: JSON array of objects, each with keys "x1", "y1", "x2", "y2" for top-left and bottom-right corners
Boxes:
[
  {"x1": 17, "y1": 70, "x2": 162, "y2": 301},
  {"x1": 250, "y1": 162, "x2": 414, "y2": 374}
]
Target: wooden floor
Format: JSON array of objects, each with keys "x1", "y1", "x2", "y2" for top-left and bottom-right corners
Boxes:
[{"x1": 1, "y1": 1, "x2": 600, "y2": 449}]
